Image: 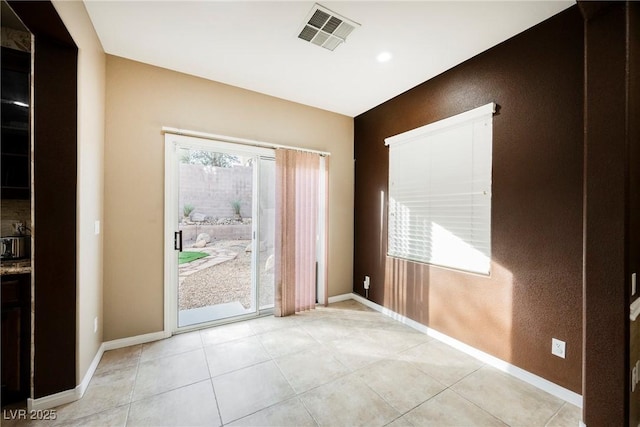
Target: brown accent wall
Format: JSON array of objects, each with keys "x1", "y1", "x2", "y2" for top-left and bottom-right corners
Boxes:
[
  {"x1": 354, "y1": 7, "x2": 584, "y2": 393},
  {"x1": 580, "y1": 2, "x2": 640, "y2": 425},
  {"x1": 9, "y1": 1, "x2": 78, "y2": 398}
]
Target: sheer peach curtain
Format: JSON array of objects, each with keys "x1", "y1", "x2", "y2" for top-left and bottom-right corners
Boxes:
[{"x1": 274, "y1": 149, "x2": 327, "y2": 317}]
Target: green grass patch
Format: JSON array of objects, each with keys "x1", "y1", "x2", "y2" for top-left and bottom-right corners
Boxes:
[{"x1": 179, "y1": 251, "x2": 209, "y2": 264}]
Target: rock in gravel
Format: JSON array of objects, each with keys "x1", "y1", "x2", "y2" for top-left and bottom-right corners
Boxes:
[
  {"x1": 245, "y1": 241, "x2": 267, "y2": 252},
  {"x1": 193, "y1": 240, "x2": 207, "y2": 248},
  {"x1": 265, "y1": 254, "x2": 274, "y2": 272},
  {"x1": 196, "y1": 233, "x2": 212, "y2": 243}
]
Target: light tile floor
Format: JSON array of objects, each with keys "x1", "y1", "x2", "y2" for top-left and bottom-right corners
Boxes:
[{"x1": 3, "y1": 300, "x2": 582, "y2": 426}]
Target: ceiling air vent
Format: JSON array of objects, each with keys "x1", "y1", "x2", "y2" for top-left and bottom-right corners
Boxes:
[{"x1": 298, "y1": 4, "x2": 360, "y2": 51}]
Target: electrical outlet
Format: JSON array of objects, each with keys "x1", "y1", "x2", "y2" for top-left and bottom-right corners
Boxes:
[
  {"x1": 551, "y1": 338, "x2": 566, "y2": 359},
  {"x1": 94, "y1": 317, "x2": 98, "y2": 333},
  {"x1": 364, "y1": 275, "x2": 370, "y2": 290}
]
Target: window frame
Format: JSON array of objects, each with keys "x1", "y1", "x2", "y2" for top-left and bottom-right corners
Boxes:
[{"x1": 384, "y1": 102, "x2": 495, "y2": 275}]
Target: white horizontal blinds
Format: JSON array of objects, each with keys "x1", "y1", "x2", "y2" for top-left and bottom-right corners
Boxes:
[{"x1": 386, "y1": 103, "x2": 494, "y2": 275}]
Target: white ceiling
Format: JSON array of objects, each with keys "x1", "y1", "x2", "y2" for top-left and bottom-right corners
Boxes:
[{"x1": 84, "y1": 1, "x2": 574, "y2": 117}]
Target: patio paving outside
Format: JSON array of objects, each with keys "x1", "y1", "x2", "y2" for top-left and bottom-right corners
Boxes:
[{"x1": 178, "y1": 239, "x2": 274, "y2": 312}]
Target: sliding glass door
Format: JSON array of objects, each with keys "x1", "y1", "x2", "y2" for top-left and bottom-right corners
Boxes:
[{"x1": 165, "y1": 134, "x2": 274, "y2": 331}]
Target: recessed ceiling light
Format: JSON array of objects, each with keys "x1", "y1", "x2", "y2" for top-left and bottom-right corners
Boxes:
[{"x1": 377, "y1": 52, "x2": 392, "y2": 63}]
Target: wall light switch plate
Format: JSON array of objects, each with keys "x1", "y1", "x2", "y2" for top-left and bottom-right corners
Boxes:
[{"x1": 552, "y1": 338, "x2": 566, "y2": 359}]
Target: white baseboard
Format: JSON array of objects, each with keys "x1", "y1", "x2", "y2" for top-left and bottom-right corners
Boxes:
[
  {"x1": 27, "y1": 388, "x2": 78, "y2": 412},
  {"x1": 327, "y1": 293, "x2": 353, "y2": 303},
  {"x1": 77, "y1": 343, "x2": 106, "y2": 397},
  {"x1": 27, "y1": 342, "x2": 106, "y2": 411},
  {"x1": 28, "y1": 330, "x2": 170, "y2": 411},
  {"x1": 102, "y1": 330, "x2": 170, "y2": 351},
  {"x1": 348, "y1": 292, "x2": 584, "y2": 409}
]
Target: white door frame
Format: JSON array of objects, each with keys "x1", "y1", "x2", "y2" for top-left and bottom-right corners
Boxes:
[{"x1": 163, "y1": 133, "x2": 274, "y2": 334}]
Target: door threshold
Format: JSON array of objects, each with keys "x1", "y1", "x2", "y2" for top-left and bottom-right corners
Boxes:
[
  {"x1": 179, "y1": 301, "x2": 251, "y2": 327},
  {"x1": 173, "y1": 307, "x2": 274, "y2": 334}
]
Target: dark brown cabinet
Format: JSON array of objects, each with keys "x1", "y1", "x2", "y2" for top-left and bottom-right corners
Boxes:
[{"x1": 1, "y1": 273, "x2": 30, "y2": 405}]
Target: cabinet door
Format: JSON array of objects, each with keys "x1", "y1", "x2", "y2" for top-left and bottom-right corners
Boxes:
[
  {"x1": 1, "y1": 307, "x2": 21, "y2": 392},
  {"x1": 1, "y1": 274, "x2": 30, "y2": 405}
]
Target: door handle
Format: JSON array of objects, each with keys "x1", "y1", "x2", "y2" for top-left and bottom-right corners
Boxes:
[{"x1": 174, "y1": 230, "x2": 183, "y2": 252}]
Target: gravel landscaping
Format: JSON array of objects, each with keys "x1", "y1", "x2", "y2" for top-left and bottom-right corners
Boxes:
[{"x1": 178, "y1": 239, "x2": 274, "y2": 311}]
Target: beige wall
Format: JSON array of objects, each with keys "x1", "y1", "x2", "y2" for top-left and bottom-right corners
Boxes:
[
  {"x1": 52, "y1": 0, "x2": 106, "y2": 382},
  {"x1": 104, "y1": 56, "x2": 354, "y2": 340}
]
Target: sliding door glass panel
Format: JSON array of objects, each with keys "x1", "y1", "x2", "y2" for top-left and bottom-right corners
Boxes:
[
  {"x1": 177, "y1": 146, "x2": 256, "y2": 327},
  {"x1": 258, "y1": 158, "x2": 275, "y2": 310}
]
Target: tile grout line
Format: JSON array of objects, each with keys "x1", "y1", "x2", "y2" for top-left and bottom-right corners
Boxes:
[
  {"x1": 212, "y1": 320, "x2": 285, "y2": 426},
  {"x1": 349, "y1": 354, "x2": 455, "y2": 425},
  {"x1": 348, "y1": 370, "x2": 404, "y2": 423},
  {"x1": 421, "y1": 363, "x2": 501, "y2": 424},
  {"x1": 544, "y1": 402, "x2": 567, "y2": 427},
  {"x1": 123, "y1": 402, "x2": 132, "y2": 427},
  {"x1": 288, "y1": 325, "x2": 347, "y2": 427},
  {"x1": 126, "y1": 345, "x2": 143, "y2": 418},
  {"x1": 384, "y1": 386, "x2": 452, "y2": 427},
  {"x1": 389, "y1": 343, "x2": 476, "y2": 422},
  {"x1": 201, "y1": 342, "x2": 225, "y2": 427},
  {"x1": 446, "y1": 387, "x2": 510, "y2": 427},
  {"x1": 138, "y1": 332, "x2": 204, "y2": 364},
  {"x1": 297, "y1": 394, "x2": 321, "y2": 427},
  {"x1": 119, "y1": 345, "x2": 142, "y2": 426}
]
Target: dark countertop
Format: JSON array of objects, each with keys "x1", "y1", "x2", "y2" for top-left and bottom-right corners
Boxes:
[{"x1": 0, "y1": 259, "x2": 31, "y2": 276}]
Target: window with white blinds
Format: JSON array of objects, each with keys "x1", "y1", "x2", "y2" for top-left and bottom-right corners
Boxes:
[{"x1": 385, "y1": 103, "x2": 494, "y2": 275}]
